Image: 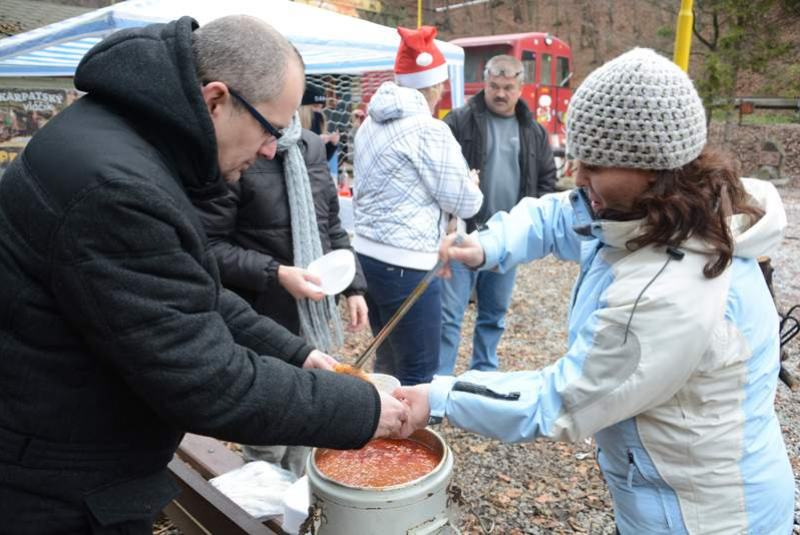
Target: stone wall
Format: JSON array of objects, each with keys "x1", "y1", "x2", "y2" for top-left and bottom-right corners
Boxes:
[{"x1": 708, "y1": 122, "x2": 800, "y2": 179}]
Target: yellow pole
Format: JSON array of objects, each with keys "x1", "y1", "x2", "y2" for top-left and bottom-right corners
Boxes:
[
  {"x1": 673, "y1": 0, "x2": 694, "y2": 72},
  {"x1": 418, "y1": 0, "x2": 422, "y2": 28}
]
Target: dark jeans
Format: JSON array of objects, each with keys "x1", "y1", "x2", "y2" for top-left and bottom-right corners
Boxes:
[
  {"x1": 439, "y1": 261, "x2": 518, "y2": 374},
  {"x1": 358, "y1": 254, "x2": 442, "y2": 386}
]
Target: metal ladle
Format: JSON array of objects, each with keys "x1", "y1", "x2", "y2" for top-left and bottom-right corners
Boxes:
[{"x1": 352, "y1": 234, "x2": 466, "y2": 370}]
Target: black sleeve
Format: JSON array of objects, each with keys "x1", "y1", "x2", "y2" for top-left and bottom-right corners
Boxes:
[
  {"x1": 324, "y1": 141, "x2": 337, "y2": 161},
  {"x1": 193, "y1": 182, "x2": 280, "y2": 292},
  {"x1": 443, "y1": 108, "x2": 460, "y2": 139},
  {"x1": 50, "y1": 180, "x2": 379, "y2": 449},
  {"x1": 534, "y1": 123, "x2": 558, "y2": 195},
  {"x1": 217, "y1": 287, "x2": 312, "y2": 367},
  {"x1": 304, "y1": 131, "x2": 366, "y2": 296}
]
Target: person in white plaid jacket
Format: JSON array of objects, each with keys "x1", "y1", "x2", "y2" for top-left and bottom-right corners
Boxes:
[{"x1": 353, "y1": 25, "x2": 483, "y2": 386}]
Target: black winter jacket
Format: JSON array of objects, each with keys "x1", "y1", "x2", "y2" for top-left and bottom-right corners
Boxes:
[
  {"x1": 194, "y1": 130, "x2": 366, "y2": 335},
  {"x1": 444, "y1": 91, "x2": 558, "y2": 231},
  {"x1": 0, "y1": 18, "x2": 379, "y2": 530}
]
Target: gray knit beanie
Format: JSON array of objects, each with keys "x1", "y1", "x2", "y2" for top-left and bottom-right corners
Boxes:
[{"x1": 566, "y1": 48, "x2": 706, "y2": 170}]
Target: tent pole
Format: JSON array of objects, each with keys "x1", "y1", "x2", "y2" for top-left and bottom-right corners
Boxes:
[{"x1": 673, "y1": 0, "x2": 694, "y2": 72}]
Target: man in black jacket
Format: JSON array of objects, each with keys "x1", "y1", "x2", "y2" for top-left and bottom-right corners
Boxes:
[
  {"x1": 439, "y1": 54, "x2": 557, "y2": 376},
  {"x1": 0, "y1": 15, "x2": 406, "y2": 534}
]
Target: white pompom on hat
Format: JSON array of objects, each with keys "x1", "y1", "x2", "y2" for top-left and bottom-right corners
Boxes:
[
  {"x1": 394, "y1": 26, "x2": 449, "y2": 89},
  {"x1": 566, "y1": 48, "x2": 707, "y2": 170}
]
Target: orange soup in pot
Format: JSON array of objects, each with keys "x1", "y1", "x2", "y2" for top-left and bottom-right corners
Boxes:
[{"x1": 316, "y1": 438, "x2": 440, "y2": 488}]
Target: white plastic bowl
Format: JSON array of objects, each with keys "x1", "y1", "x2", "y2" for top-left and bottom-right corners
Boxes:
[
  {"x1": 281, "y1": 475, "x2": 309, "y2": 534},
  {"x1": 368, "y1": 373, "x2": 401, "y2": 394},
  {"x1": 306, "y1": 249, "x2": 356, "y2": 295}
]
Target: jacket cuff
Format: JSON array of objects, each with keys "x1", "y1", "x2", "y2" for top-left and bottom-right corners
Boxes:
[
  {"x1": 475, "y1": 229, "x2": 496, "y2": 271},
  {"x1": 429, "y1": 375, "x2": 457, "y2": 419},
  {"x1": 359, "y1": 385, "x2": 382, "y2": 448},
  {"x1": 264, "y1": 260, "x2": 281, "y2": 290},
  {"x1": 289, "y1": 342, "x2": 315, "y2": 368},
  {"x1": 343, "y1": 288, "x2": 366, "y2": 297}
]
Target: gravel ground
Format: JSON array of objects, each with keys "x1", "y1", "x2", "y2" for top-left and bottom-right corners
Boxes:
[{"x1": 155, "y1": 179, "x2": 800, "y2": 534}]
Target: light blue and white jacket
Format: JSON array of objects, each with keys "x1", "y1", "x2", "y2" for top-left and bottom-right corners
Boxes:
[
  {"x1": 353, "y1": 82, "x2": 483, "y2": 270},
  {"x1": 429, "y1": 178, "x2": 794, "y2": 534}
]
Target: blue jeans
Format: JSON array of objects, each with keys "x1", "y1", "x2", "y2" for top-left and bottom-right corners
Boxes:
[
  {"x1": 358, "y1": 254, "x2": 441, "y2": 386},
  {"x1": 439, "y1": 261, "x2": 517, "y2": 374}
]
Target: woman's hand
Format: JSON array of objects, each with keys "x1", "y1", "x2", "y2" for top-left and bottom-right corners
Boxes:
[
  {"x1": 345, "y1": 295, "x2": 369, "y2": 332},
  {"x1": 302, "y1": 350, "x2": 338, "y2": 371},
  {"x1": 277, "y1": 265, "x2": 326, "y2": 301},
  {"x1": 438, "y1": 232, "x2": 485, "y2": 278},
  {"x1": 393, "y1": 384, "x2": 431, "y2": 438}
]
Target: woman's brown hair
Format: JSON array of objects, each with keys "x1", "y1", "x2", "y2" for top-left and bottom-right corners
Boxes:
[{"x1": 626, "y1": 147, "x2": 764, "y2": 279}]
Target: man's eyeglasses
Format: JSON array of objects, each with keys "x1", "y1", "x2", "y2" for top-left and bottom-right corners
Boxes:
[
  {"x1": 483, "y1": 66, "x2": 524, "y2": 79},
  {"x1": 227, "y1": 87, "x2": 283, "y2": 140}
]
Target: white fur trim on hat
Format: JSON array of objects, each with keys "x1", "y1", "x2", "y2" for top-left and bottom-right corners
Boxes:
[
  {"x1": 566, "y1": 48, "x2": 707, "y2": 170},
  {"x1": 395, "y1": 62, "x2": 449, "y2": 89}
]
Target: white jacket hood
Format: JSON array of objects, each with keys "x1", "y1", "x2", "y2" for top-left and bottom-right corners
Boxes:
[
  {"x1": 367, "y1": 82, "x2": 431, "y2": 123},
  {"x1": 730, "y1": 177, "x2": 786, "y2": 258}
]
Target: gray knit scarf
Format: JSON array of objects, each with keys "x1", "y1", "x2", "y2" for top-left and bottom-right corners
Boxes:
[{"x1": 277, "y1": 113, "x2": 344, "y2": 351}]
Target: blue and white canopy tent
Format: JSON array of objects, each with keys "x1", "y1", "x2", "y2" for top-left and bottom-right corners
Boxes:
[
  {"x1": 0, "y1": 0, "x2": 465, "y2": 106},
  {"x1": 0, "y1": 0, "x2": 464, "y2": 184}
]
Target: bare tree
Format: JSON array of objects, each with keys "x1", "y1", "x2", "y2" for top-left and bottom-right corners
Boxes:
[
  {"x1": 691, "y1": 0, "x2": 797, "y2": 141},
  {"x1": 484, "y1": 0, "x2": 495, "y2": 34},
  {"x1": 605, "y1": 0, "x2": 615, "y2": 55},
  {"x1": 513, "y1": 0, "x2": 525, "y2": 23},
  {"x1": 632, "y1": 0, "x2": 643, "y2": 41},
  {"x1": 525, "y1": 0, "x2": 537, "y2": 26},
  {"x1": 579, "y1": 0, "x2": 601, "y2": 64}
]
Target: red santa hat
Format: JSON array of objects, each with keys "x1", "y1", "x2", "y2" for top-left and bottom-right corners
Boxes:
[{"x1": 394, "y1": 26, "x2": 449, "y2": 89}]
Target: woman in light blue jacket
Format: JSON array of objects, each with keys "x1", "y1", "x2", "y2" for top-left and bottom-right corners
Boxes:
[{"x1": 397, "y1": 48, "x2": 794, "y2": 534}]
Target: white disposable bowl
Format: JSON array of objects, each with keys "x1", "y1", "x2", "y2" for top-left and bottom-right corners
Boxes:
[
  {"x1": 281, "y1": 475, "x2": 309, "y2": 534},
  {"x1": 306, "y1": 249, "x2": 356, "y2": 295},
  {"x1": 368, "y1": 373, "x2": 401, "y2": 394}
]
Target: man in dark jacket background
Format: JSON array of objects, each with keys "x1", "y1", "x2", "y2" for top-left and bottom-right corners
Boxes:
[
  {"x1": 195, "y1": 122, "x2": 370, "y2": 476},
  {"x1": 439, "y1": 54, "x2": 557, "y2": 375},
  {"x1": 0, "y1": 15, "x2": 406, "y2": 534},
  {"x1": 196, "y1": 128, "x2": 368, "y2": 341}
]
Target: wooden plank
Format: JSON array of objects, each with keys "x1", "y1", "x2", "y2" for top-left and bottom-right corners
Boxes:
[
  {"x1": 167, "y1": 457, "x2": 279, "y2": 535},
  {"x1": 162, "y1": 501, "x2": 212, "y2": 535},
  {"x1": 166, "y1": 435, "x2": 292, "y2": 535},
  {"x1": 177, "y1": 434, "x2": 245, "y2": 480}
]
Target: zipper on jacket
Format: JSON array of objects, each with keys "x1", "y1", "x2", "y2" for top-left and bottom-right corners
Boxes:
[
  {"x1": 626, "y1": 449, "x2": 673, "y2": 529},
  {"x1": 626, "y1": 450, "x2": 635, "y2": 489},
  {"x1": 571, "y1": 242, "x2": 603, "y2": 310}
]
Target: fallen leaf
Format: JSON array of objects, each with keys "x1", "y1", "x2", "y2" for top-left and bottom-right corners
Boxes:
[
  {"x1": 469, "y1": 443, "x2": 489, "y2": 453},
  {"x1": 505, "y1": 488, "x2": 523, "y2": 498},
  {"x1": 569, "y1": 519, "x2": 588, "y2": 532},
  {"x1": 532, "y1": 517, "x2": 561, "y2": 528}
]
